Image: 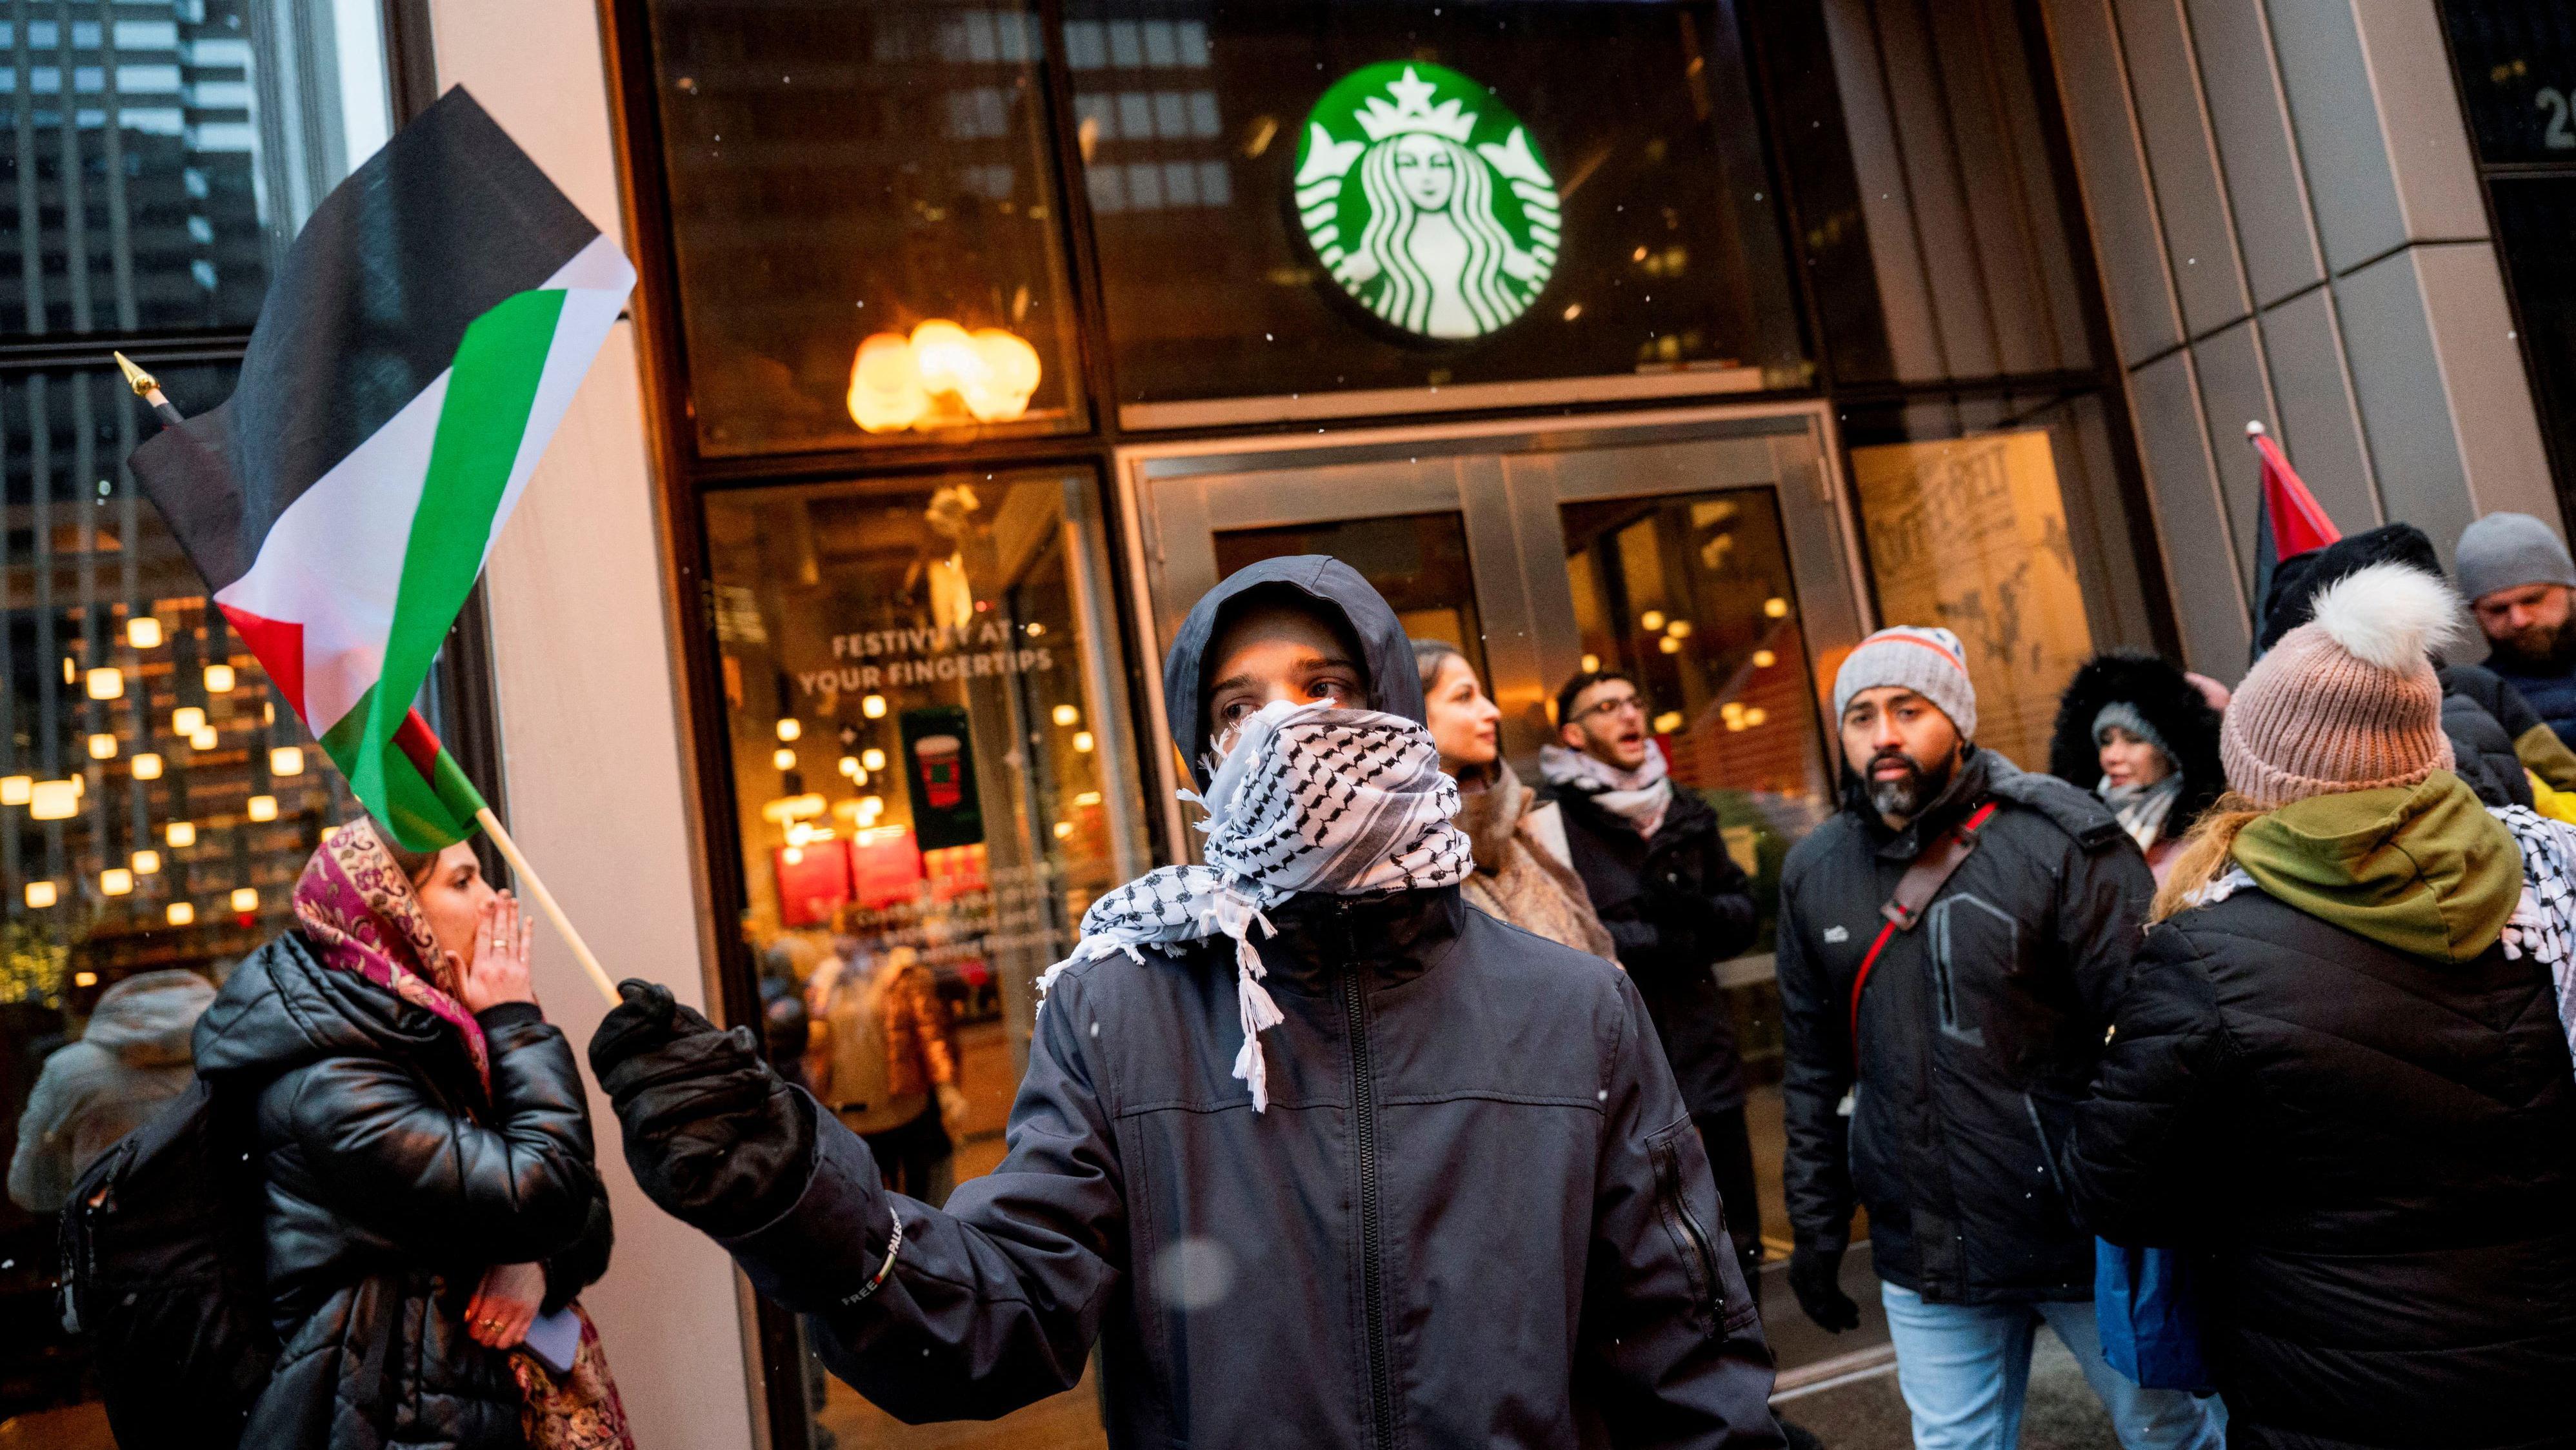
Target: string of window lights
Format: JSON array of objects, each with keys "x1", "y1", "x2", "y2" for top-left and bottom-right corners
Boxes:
[
  {"x1": 10, "y1": 607, "x2": 312, "y2": 917},
  {"x1": 846, "y1": 321, "x2": 1043, "y2": 433}
]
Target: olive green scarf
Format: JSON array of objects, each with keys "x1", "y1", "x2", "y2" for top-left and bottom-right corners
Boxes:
[{"x1": 2232, "y1": 771, "x2": 2522, "y2": 963}]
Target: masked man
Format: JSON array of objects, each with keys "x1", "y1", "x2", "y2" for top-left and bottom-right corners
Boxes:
[
  {"x1": 1774, "y1": 627, "x2": 2223, "y2": 1450},
  {"x1": 590, "y1": 557, "x2": 1783, "y2": 1449}
]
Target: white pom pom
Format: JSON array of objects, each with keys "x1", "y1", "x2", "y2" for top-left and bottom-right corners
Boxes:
[{"x1": 2304, "y1": 562, "x2": 2467, "y2": 670}]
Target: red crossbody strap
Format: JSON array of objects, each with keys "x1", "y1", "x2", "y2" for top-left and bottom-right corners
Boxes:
[{"x1": 1846, "y1": 801, "x2": 1998, "y2": 1044}]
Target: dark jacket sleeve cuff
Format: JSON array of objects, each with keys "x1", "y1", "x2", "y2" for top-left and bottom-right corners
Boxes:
[
  {"x1": 717, "y1": 1094, "x2": 894, "y2": 1313},
  {"x1": 475, "y1": 1002, "x2": 546, "y2": 1032}
]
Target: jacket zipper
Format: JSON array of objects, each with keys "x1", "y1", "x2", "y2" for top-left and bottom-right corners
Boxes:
[
  {"x1": 1671, "y1": 1171, "x2": 1726, "y2": 1321},
  {"x1": 1337, "y1": 905, "x2": 1399, "y2": 1450}
]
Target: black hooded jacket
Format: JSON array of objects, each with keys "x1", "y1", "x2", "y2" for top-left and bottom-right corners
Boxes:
[
  {"x1": 2047, "y1": 652, "x2": 2225, "y2": 843},
  {"x1": 1776, "y1": 748, "x2": 2152, "y2": 1304},
  {"x1": 714, "y1": 555, "x2": 1784, "y2": 1448},
  {"x1": 194, "y1": 932, "x2": 612, "y2": 1450}
]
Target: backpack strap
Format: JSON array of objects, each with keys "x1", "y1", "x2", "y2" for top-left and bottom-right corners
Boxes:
[{"x1": 1846, "y1": 801, "x2": 1997, "y2": 1044}]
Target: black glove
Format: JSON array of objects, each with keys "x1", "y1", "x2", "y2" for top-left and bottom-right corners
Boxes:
[
  {"x1": 589, "y1": 979, "x2": 814, "y2": 1239},
  {"x1": 1788, "y1": 1244, "x2": 1861, "y2": 1333}
]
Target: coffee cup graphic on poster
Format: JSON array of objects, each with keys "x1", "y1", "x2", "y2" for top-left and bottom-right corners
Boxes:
[{"x1": 900, "y1": 706, "x2": 984, "y2": 850}]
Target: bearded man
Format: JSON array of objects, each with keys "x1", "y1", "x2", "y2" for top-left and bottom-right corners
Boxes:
[
  {"x1": 1773, "y1": 627, "x2": 2223, "y2": 1450},
  {"x1": 2459, "y1": 511, "x2": 2576, "y2": 745},
  {"x1": 588, "y1": 557, "x2": 1783, "y2": 1449}
]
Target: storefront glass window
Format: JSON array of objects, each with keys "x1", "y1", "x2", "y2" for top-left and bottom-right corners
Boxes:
[
  {"x1": 646, "y1": 0, "x2": 1088, "y2": 457},
  {"x1": 704, "y1": 470, "x2": 1148, "y2": 1450},
  {"x1": 3, "y1": 364, "x2": 357, "y2": 1438},
  {"x1": 1213, "y1": 511, "x2": 1488, "y2": 682},
  {"x1": 1068, "y1": 0, "x2": 1806, "y2": 414},
  {"x1": 1842, "y1": 392, "x2": 2148, "y2": 772}
]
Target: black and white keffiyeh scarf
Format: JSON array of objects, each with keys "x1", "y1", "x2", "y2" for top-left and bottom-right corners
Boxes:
[
  {"x1": 1538, "y1": 741, "x2": 1673, "y2": 838},
  {"x1": 1038, "y1": 700, "x2": 1473, "y2": 1111}
]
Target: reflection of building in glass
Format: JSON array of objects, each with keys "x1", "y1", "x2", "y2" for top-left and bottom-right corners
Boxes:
[{"x1": 1064, "y1": 15, "x2": 1228, "y2": 214}]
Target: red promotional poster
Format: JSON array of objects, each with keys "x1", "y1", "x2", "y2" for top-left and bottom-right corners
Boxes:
[{"x1": 773, "y1": 839, "x2": 854, "y2": 927}]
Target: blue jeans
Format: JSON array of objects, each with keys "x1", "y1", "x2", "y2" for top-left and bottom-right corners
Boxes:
[{"x1": 1879, "y1": 1282, "x2": 2226, "y2": 1450}]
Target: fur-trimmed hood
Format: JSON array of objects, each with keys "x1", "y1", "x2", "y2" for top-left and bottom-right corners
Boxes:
[{"x1": 2048, "y1": 652, "x2": 2225, "y2": 836}]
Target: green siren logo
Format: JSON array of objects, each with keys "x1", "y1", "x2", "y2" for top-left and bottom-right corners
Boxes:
[{"x1": 1295, "y1": 63, "x2": 1559, "y2": 341}]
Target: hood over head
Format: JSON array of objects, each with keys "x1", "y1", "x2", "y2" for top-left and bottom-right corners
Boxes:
[
  {"x1": 2230, "y1": 771, "x2": 2521, "y2": 962},
  {"x1": 2048, "y1": 652, "x2": 2226, "y2": 828},
  {"x1": 2257, "y1": 522, "x2": 2450, "y2": 656},
  {"x1": 80, "y1": 969, "x2": 215, "y2": 1067},
  {"x1": 1163, "y1": 554, "x2": 1423, "y2": 789}
]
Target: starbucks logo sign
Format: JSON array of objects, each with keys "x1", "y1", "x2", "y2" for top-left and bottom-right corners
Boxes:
[{"x1": 1293, "y1": 63, "x2": 1560, "y2": 341}]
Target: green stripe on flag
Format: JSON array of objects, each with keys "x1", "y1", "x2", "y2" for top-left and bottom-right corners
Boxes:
[
  {"x1": 325, "y1": 687, "x2": 490, "y2": 850},
  {"x1": 348, "y1": 287, "x2": 566, "y2": 851}
]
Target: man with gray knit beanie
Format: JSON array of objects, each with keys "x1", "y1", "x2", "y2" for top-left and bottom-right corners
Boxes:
[
  {"x1": 2459, "y1": 511, "x2": 2576, "y2": 744},
  {"x1": 1777, "y1": 626, "x2": 2224, "y2": 1450}
]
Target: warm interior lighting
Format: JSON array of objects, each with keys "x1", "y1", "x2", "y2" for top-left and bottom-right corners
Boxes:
[
  {"x1": 190, "y1": 727, "x2": 219, "y2": 750},
  {"x1": 838, "y1": 755, "x2": 861, "y2": 778},
  {"x1": 166, "y1": 901, "x2": 195, "y2": 925},
  {"x1": 127, "y1": 615, "x2": 163, "y2": 649},
  {"x1": 1074, "y1": 790, "x2": 1103, "y2": 807},
  {"x1": 132, "y1": 752, "x2": 163, "y2": 780},
  {"x1": 1051, "y1": 703, "x2": 1080, "y2": 727},
  {"x1": 760, "y1": 793, "x2": 828, "y2": 824},
  {"x1": 69, "y1": 774, "x2": 83, "y2": 798},
  {"x1": 1666, "y1": 619, "x2": 1692, "y2": 638},
  {"x1": 1052, "y1": 820, "x2": 1074, "y2": 839},
  {"x1": 782, "y1": 845, "x2": 805, "y2": 865},
  {"x1": 0, "y1": 775, "x2": 28, "y2": 805},
  {"x1": 1653, "y1": 710, "x2": 1685, "y2": 735},
  {"x1": 62, "y1": 656, "x2": 75, "y2": 684},
  {"x1": 30, "y1": 780, "x2": 77, "y2": 820},
  {"x1": 101, "y1": 867, "x2": 134, "y2": 896},
  {"x1": 25, "y1": 880, "x2": 56, "y2": 909},
  {"x1": 270, "y1": 746, "x2": 306, "y2": 777},
  {"x1": 167, "y1": 820, "x2": 197, "y2": 848},
  {"x1": 861, "y1": 694, "x2": 887, "y2": 719},
  {"x1": 846, "y1": 320, "x2": 1044, "y2": 433},
  {"x1": 776, "y1": 718, "x2": 802, "y2": 741},
  {"x1": 1072, "y1": 730, "x2": 1095, "y2": 754},
  {"x1": 1657, "y1": 636, "x2": 1681, "y2": 654},
  {"x1": 1752, "y1": 649, "x2": 1777, "y2": 669},
  {"x1": 86, "y1": 666, "x2": 125, "y2": 700},
  {"x1": 88, "y1": 732, "x2": 119, "y2": 760},
  {"x1": 231, "y1": 887, "x2": 259, "y2": 912},
  {"x1": 1639, "y1": 610, "x2": 1666, "y2": 632},
  {"x1": 1762, "y1": 597, "x2": 1789, "y2": 619},
  {"x1": 856, "y1": 795, "x2": 885, "y2": 823},
  {"x1": 246, "y1": 794, "x2": 279, "y2": 822},
  {"x1": 861, "y1": 747, "x2": 887, "y2": 771},
  {"x1": 1579, "y1": 652, "x2": 1601, "y2": 673},
  {"x1": 772, "y1": 747, "x2": 797, "y2": 770},
  {"x1": 73, "y1": 971, "x2": 96, "y2": 987},
  {"x1": 173, "y1": 705, "x2": 205, "y2": 735},
  {"x1": 205, "y1": 662, "x2": 237, "y2": 692},
  {"x1": 1744, "y1": 707, "x2": 1768, "y2": 727},
  {"x1": 132, "y1": 849, "x2": 161, "y2": 875}
]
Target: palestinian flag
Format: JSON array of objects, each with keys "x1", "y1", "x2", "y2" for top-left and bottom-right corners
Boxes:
[{"x1": 129, "y1": 88, "x2": 634, "y2": 851}]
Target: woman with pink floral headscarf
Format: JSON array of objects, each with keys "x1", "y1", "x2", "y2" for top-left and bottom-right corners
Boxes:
[{"x1": 194, "y1": 817, "x2": 633, "y2": 1449}]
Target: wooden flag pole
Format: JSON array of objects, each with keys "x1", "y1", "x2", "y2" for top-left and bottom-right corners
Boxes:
[{"x1": 476, "y1": 807, "x2": 622, "y2": 1006}]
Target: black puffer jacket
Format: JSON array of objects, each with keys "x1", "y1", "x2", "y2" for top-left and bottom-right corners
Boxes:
[
  {"x1": 718, "y1": 556, "x2": 1784, "y2": 1448},
  {"x1": 1555, "y1": 785, "x2": 1759, "y2": 1114},
  {"x1": 2068, "y1": 890, "x2": 2576, "y2": 1449},
  {"x1": 194, "y1": 933, "x2": 612, "y2": 1450},
  {"x1": 2046, "y1": 652, "x2": 2225, "y2": 837},
  {"x1": 1777, "y1": 748, "x2": 2148, "y2": 1304}
]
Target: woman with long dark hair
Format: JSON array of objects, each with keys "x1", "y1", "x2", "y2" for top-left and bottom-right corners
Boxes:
[{"x1": 194, "y1": 817, "x2": 632, "y2": 1448}]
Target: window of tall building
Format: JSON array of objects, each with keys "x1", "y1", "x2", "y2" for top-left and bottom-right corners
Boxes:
[{"x1": 1, "y1": 6, "x2": 395, "y2": 1440}]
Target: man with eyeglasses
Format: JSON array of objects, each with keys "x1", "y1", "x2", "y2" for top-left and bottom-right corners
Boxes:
[{"x1": 1543, "y1": 669, "x2": 1764, "y2": 1280}]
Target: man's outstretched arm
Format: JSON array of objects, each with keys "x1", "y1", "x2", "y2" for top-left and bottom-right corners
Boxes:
[{"x1": 591, "y1": 976, "x2": 1124, "y2": 1422}]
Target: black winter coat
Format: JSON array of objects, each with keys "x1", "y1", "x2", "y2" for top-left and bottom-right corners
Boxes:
[
  {"x1": 2067, "y1": 890, "x2": 2576, "y2": 1450},
  {"x1": 194, "y1": 933, "x2": 612, "y2": 1450},
  {"x1": 1555, "y1": 785, "x2": 1759, "y2": 1114},
  {"x1": 720, "y1": 556, "x2": 1782, "y2": 1449},
  {"x1": 2442, "y1": 662, "x2": 2549, "y2": 809},
  {"x1": 1777, "y1": 749, "x2": 2150, "y2": 1304}
]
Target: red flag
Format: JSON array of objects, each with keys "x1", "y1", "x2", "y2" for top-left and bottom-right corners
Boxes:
[{"x1": 2251, "y1": 421, "x2": 2338, "y2": 558}]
